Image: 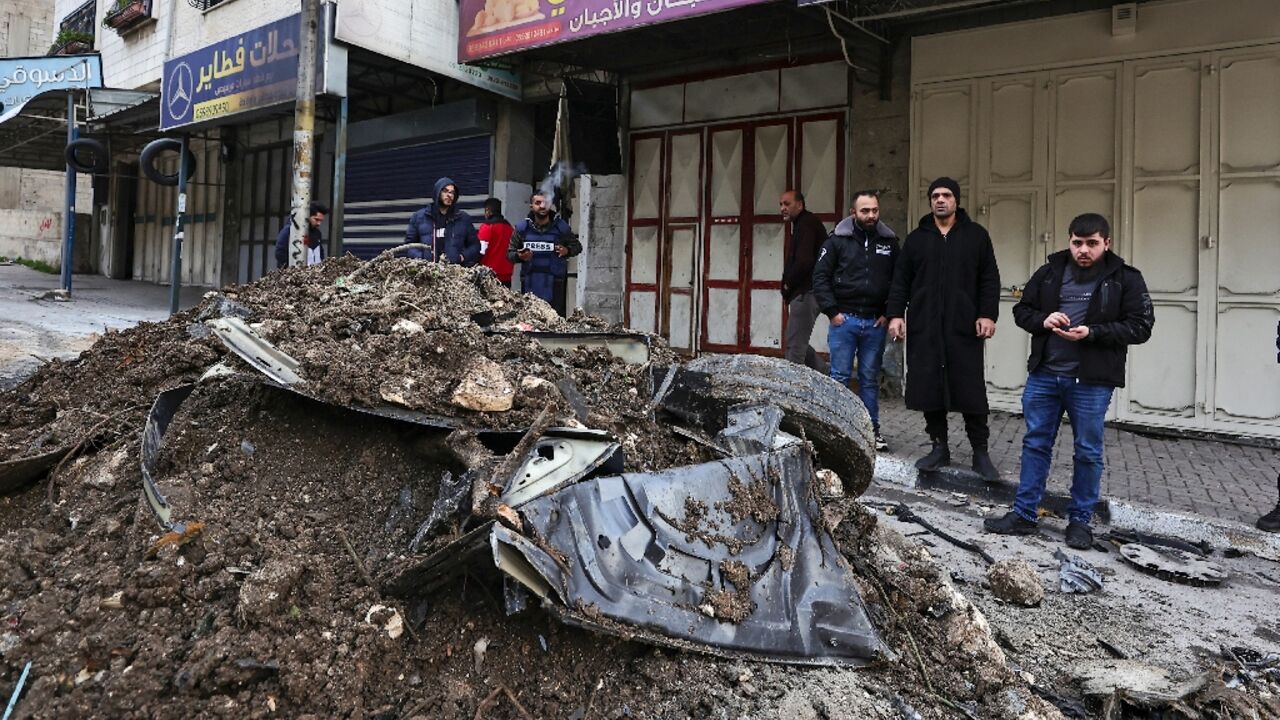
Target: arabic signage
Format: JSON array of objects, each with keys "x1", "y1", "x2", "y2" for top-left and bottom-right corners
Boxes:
[
  {"x1": 457, "y1": 0, "x2": 766, "y2": 62},
  {"x1": 161, "y1": 14, "x2": 303, "y2": 131},
  {"x1": 336, "y1": 0, "x2": 521, "y2": 100},
  {"x1": 0, "y1": 56, "x2": 103, "y2": 125}
]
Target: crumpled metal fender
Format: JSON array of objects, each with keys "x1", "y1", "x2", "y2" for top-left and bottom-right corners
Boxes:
[{"x1": 492, "y1": 443, "x2": 886, "y2": 666}]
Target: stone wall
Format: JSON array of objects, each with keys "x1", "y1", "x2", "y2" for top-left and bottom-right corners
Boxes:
[{"x1": 573, "y1": 174, "x2": 625, "y2": 323}]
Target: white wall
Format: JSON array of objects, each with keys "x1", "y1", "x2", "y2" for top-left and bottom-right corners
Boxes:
[{"x1": 913, "y1": 0, "x2": 1280, "y2": 83}]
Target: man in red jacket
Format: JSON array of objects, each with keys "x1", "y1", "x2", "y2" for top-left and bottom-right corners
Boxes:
[{"x1": 478, "y1": 198, "x2": 515, "y2": 287}]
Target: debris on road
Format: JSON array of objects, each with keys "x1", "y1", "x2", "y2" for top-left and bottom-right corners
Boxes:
[
  {"x1": 1054, "y1": 550, "x2": 1104, "y2": 594},
  {"x1": 986, "y1": 559, "x2": 1045, "y2": 607},
  {"x1": 1118, "y1": 543, "x2": 1228, "y2": 587}
]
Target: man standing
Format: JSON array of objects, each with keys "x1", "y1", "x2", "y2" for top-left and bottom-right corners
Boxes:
[
  {"x1": 275, "y1": 202, "x2": 328, "y2": 269},
  {"x1": 508, "y1": 191, "x2": 581, "y2": 315},
  {"x1": 403, "y1": 177, "x2": 481, "y2": 265},
  {"x1": 780, "y1": 190, "x2": 829, "y2": 373},
  {"x1": 1257, "y1": 322, "x2": 1280, "y2": 533},
  {"x1": 985, "y1": 213, "x2": 1154, "y2": 548},
  {"x1": 886, "y1": 177, "x2": 1002, "y2": 481},
  {"x1": 478, "y1": 198, "x2": 515, "y2": 287},
  {"x1": 812, "y1": 191, "x2": 899, "y2": 451}
]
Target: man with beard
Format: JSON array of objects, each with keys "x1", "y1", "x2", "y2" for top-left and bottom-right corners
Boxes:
[
  {"x1": 985, "y1": 213, "x2": 1153, "y2": 549},
  {"x1": 508, "y1": 190, "x2": 581, "y2": 315},
  {"x1": 812, "y1": 190, "x2": 899, "y2": 451},
  {"x1": 403, "y1": 177, "x2": 481, "y2": 265},
  {"x1": 886, "y1": 177, "x2": 1002, "y2": 481}
]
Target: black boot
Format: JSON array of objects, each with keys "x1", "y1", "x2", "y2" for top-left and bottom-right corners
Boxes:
[
  {"x1": 1259, "y1": 473, "x2": 1280, "y2": 533},
  {"x1": 972, "y1": 450, "x2": 1001, "y2": 483},
  {"x1": 915, "y1": 438, "x2": 951, "y2": 471}
]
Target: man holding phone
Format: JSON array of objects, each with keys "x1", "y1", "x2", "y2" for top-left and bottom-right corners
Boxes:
[{"x1": 984, "y1": 213, "x2": 1154, "y2": 549}]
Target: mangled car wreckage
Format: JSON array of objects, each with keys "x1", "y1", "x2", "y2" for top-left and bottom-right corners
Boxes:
[{"x1": 130, "y1": 308, "x2": 886, "y2": 668}]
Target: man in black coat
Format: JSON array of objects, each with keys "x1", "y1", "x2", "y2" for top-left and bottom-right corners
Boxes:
[
  {"x1": 985, "y1": 213, "x2": 1154, "y2": 549},
  {"x1": 886, "y1": 177, "x2": 1002, "y2": 481},
  {"x1": 1259, "y1": 320, "x2": 1280, "y2": 533},
  {"x1": 780, "y1": 190, "x2": 829, "y2": 373}
]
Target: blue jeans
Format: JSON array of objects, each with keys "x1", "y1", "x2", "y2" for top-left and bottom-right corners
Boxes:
[
  {"x1": 1014, "y1": 371, "x2": 1114, "y2": 525},
  {"x1": 828, "y1": 316, "x2": 887, "y2": 430}
]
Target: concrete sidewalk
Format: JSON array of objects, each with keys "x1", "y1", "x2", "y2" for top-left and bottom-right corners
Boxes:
[
  {"x1": 0, "y1": 264, "x2": 204, "y2": 388},
  {"x1": 876, "y1": 394, "x2": 1280, "y2": 525}
]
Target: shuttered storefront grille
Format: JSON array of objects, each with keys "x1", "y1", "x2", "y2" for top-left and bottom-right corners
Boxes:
[{"x1": 343, "y1": 134, "x2": 492, "y2": 260}]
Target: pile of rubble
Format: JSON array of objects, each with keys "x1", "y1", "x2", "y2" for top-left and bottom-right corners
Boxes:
[{"x1": 0, "y1": 257, "x2": 1135, "y2": 718}]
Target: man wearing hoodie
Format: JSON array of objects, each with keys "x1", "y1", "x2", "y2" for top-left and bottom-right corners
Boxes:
[
  {"x1": 812, "y1": 191, "x2": 899, "y2": 452},
  {"x1": 508, "y1": 190, "x2": 581, "y2": 315},
  {"x1": 403, "y1": 177, "x2": 481, "y2": 265},
  {"x1": 985, "y1": 213, "x2": 1154, "y2": 549},
  {"x1": 886, "y1": 177, "x2": 1003, "y2": 481}
]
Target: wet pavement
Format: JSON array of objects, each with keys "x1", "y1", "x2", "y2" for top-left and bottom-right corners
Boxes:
[
  {"x1": 0, "y1": 264, "x2": 203, "y2": 388},
  {"x1": 877, "y1": 395, "x2": 1280, "y2": 526}
]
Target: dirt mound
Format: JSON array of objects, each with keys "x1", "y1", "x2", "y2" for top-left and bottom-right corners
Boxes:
[{"x1": 0, "y1": 259, "x2": 1066, "y2": 718}]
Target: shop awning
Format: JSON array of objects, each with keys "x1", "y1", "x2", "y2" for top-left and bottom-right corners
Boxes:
[{"x1": 0, "y1": 87, "x2": 158, "y2": 172}]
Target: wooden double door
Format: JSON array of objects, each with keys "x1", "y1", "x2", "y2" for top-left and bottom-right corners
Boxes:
[{"x1": 626, "y1": 113, "x2": 845, "y2": 355}]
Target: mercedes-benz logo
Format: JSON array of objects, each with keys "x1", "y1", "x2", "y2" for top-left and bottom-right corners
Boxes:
[{"x1": 166, "y1": 62, "x2": 193, "y2": 122}]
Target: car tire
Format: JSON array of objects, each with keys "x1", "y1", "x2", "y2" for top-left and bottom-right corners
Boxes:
[
  {"x1": 64, "y1": 138, "x2": 109, "y2": 174},
  {"x1": 661, "y1": 353, "x2": 876, "y2": 496},
  {"x1": 140, "y1": 138, "x2": 196, "y2": 186}
]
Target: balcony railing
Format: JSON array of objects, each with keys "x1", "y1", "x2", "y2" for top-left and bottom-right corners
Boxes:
[
  {"x1": 49, "y1": 0, "x2": 96, "y2": 55},
  {"x1": 60, "y1": 0, "x2": 96, "y2": 36}
]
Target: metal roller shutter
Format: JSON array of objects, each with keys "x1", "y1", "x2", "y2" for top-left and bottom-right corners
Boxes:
[{"x1": 343, "y1": 134, "x2": 492, "y2": 259}]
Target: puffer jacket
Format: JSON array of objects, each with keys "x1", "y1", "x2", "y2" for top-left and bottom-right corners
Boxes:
[{"x1": 402, "y1": 176, "x2": 481, "y2": 265}]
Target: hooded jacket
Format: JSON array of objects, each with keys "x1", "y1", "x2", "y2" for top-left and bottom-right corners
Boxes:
[
  {"x1": 402, "y1": 176, "x2": 481, "y2": 265},
  {"x1": 811, "y1": 217, "x2": 899, "y2": 318},
  {"x1": 1013, "y1": 248, "x2": 1154, "y2": 388}
]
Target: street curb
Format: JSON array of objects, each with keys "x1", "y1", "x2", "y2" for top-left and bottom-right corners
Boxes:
[{"x1": 871, "y1": 454, "x2": 1280, "y2": 559}]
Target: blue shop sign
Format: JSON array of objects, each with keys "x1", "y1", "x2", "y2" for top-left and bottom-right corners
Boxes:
[
  {"x1": 0, "y1": 55, "x2": 103, "y2": 124},
  {"x1": 161, "y1": 14, "x2": 306, "y2": 130}
]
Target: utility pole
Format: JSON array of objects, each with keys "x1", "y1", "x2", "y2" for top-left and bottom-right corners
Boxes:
[
  {"x1": 169, "y1": 136, "x2": 190, "y2": 316},
  {"x1": 287, "y1": 0, "x2": 319, "y2": 267},
  {"x1": 60, "y1": 91, "x2": 77, "y2": 295}
]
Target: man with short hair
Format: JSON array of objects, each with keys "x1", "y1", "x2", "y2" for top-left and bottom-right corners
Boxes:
[
  {"x1": 813, "y1": 191, "x2": 899, "y2": 451},
  {"x1": 275, "y1": 202, "x2": 328, "y2": 268},
  {"x1": 508, "y1": 191, "x2": 581, "y2": 315},
  {"x1": 985, "y1": 213, "x2": 1154, "y2": 549},
  {"x1": 403, "y1": 177, "x2": 481, "y2": 265},
  {"x1": 886, "y1": 177, "x2": 1002, "y2": 481},
  {"x1": 478, "y1": 197, "x2": 515, "y2": 287},
  {"x1": 779, "y1": 190, "x2": 828, "y2": 373}
]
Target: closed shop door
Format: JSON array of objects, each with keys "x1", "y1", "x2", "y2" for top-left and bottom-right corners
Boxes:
[
  {"x1": 627, "y1": 113, "x2": 842, "y2": 355},
  {"x1": 343, "y1": 135, "x2": 492, "y2": 260},
  {"x1": 912, "y1": 43, "x2": 1280, "y2": 437}
]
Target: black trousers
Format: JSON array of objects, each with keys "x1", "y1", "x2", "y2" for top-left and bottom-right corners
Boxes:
[{"x1": 923, "y1": 409, "x2": 989, "y2": 451}]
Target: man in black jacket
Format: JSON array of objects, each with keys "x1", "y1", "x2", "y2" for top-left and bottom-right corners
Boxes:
[
  {"x1": 1259, "y1": 321, "x2": 1280, "y2": 532},
  {"x1": 813, "y1": 191, "x2": 899, "y2": 451},
  {"x1": 780, "y1": 190, "x2": 829, "y2": 373},
  {"x1": 984, "y1": 213, "x2": 1154, "y2": 549},
  {"x1": 886, "y1": 177, "x2": 1002, "y2": 480}
]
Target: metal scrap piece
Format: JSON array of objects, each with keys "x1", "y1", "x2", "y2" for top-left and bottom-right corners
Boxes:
[
  {"x1": 494, "y1": 442, "x2": 885, "y2": 666},
  {"x1": 206, "y1": 317, "x2": 303, "y2": 386},
  {"x1": 1055, "y1": 549, "x2": 1104, "y2": 594},
  {"x1": 1118, "y1": 543, "x2": 1227, "y2": 587},
  {"x1": 0, "y1": 446, "x2": 72, "y2": 495}
]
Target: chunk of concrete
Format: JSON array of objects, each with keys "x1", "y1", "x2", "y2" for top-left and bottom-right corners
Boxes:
[
  {"x1": 987, "y1": 559, "x2": 1044, "y2": 607},
  {"x1": 451, "y1": 357, "x2": 514, "y2": 412}
]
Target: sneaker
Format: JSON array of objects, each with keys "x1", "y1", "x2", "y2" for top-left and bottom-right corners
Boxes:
[
  {"x1": 983, "y1": 511, "x2": 1038, "y2": 535},
  {"x1": 1065, "y1": 521, "x2": 1094, "y2": 550},
  {"x1": 915, "y1": 441, "x2": 950, "y2": 471},
  {"x1": 874, "y1": 432, "x2": 889, "y2": 452},
  {"x1": 971, "y1": 450, "x2": 1001, "y2": 483},
  {"x1": 1258, "y1": 503, "x2": 1280, "y2": 533}
]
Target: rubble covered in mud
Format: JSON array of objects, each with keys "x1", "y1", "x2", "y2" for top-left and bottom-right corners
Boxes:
[{"x1": 0, "y1": 259, "x2": 1266, "y2": 718}]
